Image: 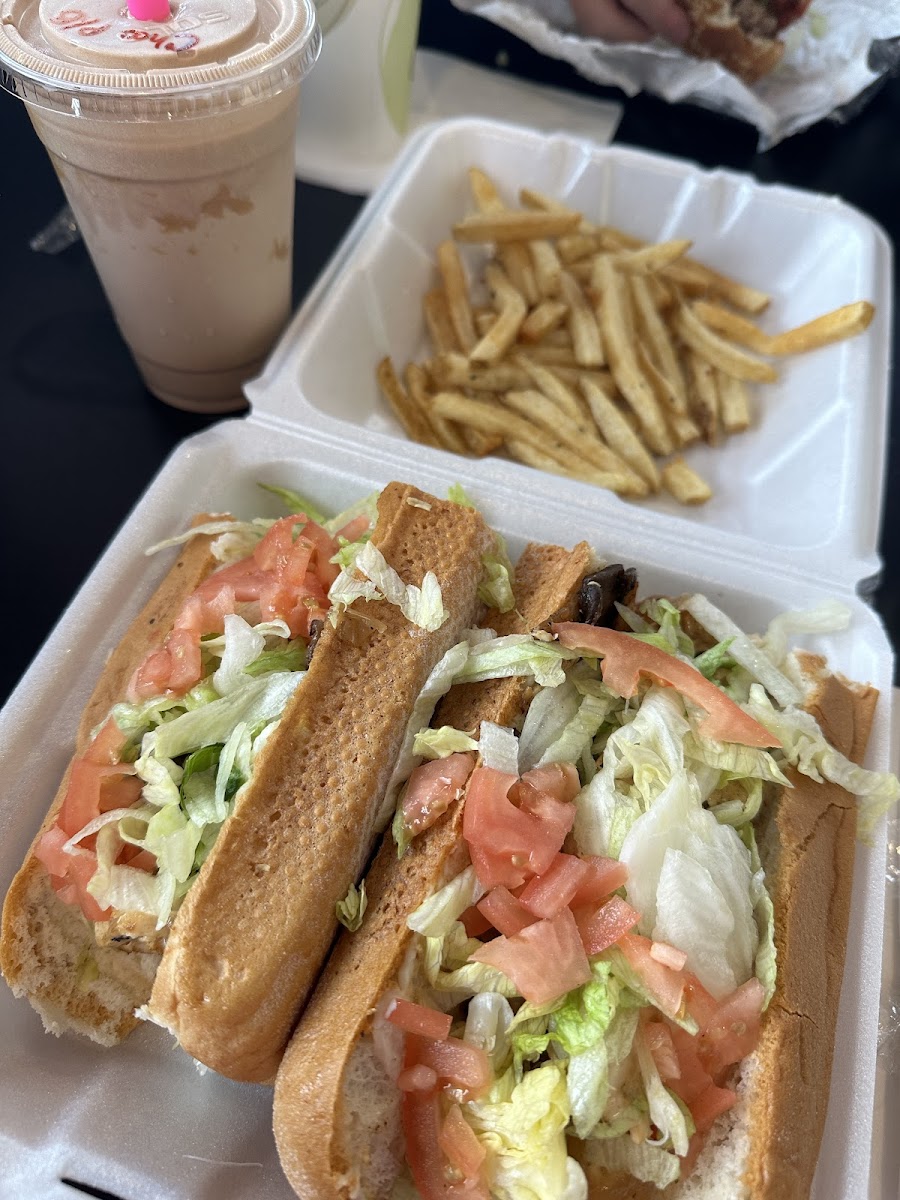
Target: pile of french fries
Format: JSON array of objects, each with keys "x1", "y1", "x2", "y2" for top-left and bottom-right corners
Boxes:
[{"x1": 377, "y1": 168, "x2": 875, "y2": 505}]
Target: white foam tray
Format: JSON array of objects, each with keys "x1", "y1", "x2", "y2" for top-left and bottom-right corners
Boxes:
[
  {"x1": 0, "y1": 119, "x2": 895, "y2": 1200},
  {"x1": 258, "y1": 118, "x2": 893, "y2": 592},
  {"x1": 0, "y1": 420, "x2": 893, "y2": 1200}
]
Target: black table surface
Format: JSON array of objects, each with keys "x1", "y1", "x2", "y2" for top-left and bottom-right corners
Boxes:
[{"x1": 1, "y1": 0, "x2": 898, "y2": 710}]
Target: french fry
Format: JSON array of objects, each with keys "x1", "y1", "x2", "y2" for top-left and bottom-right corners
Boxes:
[
  {"x1": 503, "y1": 389, "x2": 645, "y2": 489},
  {"x1": 662, "y1": 458, "x2": 713, "y2": 505},
  {"x1": 423, "y1": 289, "x2": 458, "y2": 355},
  {"x1": 717, "y1": 371, "x2": 752, "y2": 434},
  {"x1": 580, "y1": 376, "x2": 661, "y2": 492},
  {"x1": 516, "y1": 345, "x2": 580, "y2": 368},
  {"x1": 560, "y1": 270, "x2": 604, "y2": 368},
  {"x1": 593, "y1": 257, "x2": 672, "y2": 456},
  {"x1": 676, "y1": 303, "x2": 778, "y2": 384},
  {"x1": 557, "y1": 234, "x2": 601, "y2": 264},
  {"x1": 404, "y1": 364, "x2": 469, "y2": 456},
  {"x1": 377, "y1": 358, "x2": 438, "y2": 447},
  {"x1": 519, "y1": 189, "x2": 596, "y2": 236},
  {"x1": 453, "y1": 210, "x2": 581, "y2": 244},
  {"x1": 692, "y1": 300, "x2": 774, "y2": 354},
  {"x1": 429, "y1": 352, "x2": 530, "y2": 394},
  {"x1": 430, "y1": 391, "x2": 503, "y2": 455},
  {"x1": 475, "y1": 310, "x2": 497, "y2": 337},
  {"x1": 516, "y1": 358, "x2": 586, "y2": 424},
  {"x1": 530, "y1": 239, "x2": 564, "y2": 298},
  {"x1": 665, "y1": 259, "x2": 770, "y2": 314},
  {"x1": 519, "y1": 300, "x2": 569, "y2": 344},
  {"x1": 436, "y1": 241, "x2": 477, "y2": 353},
  {"x1": 768, "y1": 300, "x2": 875, "y2": 355},
  {"x1": 467, "y1": 167, "x2": 539, "y2": 304},
  {"x1": 596, "y1": 226, "x2": 643, "y2": 252},
  {"x1": 630, "y1": 276, "x2": 689, "y2": 414},
  {"x1": 471, "y1": 264, "x2": 528, "y2": 365},
  {"x1": 637, "y1": 345, "x2": 699, "y2": 448},
  {"x1": 686, "y1": 350, "x2": 720, "y2": 446},
  {"x1": 504, "y1": 438, "x2": 640, "y2": 495},
  {"x1": 611, "y1": 239, "x2": 692, "y2": 276}
]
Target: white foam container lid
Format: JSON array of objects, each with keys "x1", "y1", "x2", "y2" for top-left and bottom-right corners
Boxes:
[{"x1": 0, "y1": 118, "x2": 894, "y2": 1199}]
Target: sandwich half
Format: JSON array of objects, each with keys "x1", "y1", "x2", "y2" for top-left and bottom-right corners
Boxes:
[
  {"x1": 273, "y1": 568, "x2": 895, "y2": 1197},
  {"x1": 679, "y1": 0, "x2": 813, "y2": 83},
  {"x1": 2, "y1": 482, "x2": 494, "y2": 1084}
]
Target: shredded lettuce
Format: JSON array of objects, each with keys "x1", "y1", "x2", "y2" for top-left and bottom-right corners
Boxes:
[
  {"x1": 407, "y1": 866, "x2": 486, "y2": 938},
  {"x1": 351, "y1": 541, "x2": 447, "y2": 632},
  {"x1": 453, "y1": 634, "x2": 577, "y2": 690},
  {"x1": 467, "y1": 1062, "x2": 586, "y2": 1200},
  {"x1": 761, "y1": 600, "x2": 851, "y2": 668},
  {"x1": 412, "y1": 726, "x2": 479, "y2": 759},
  {"x1": 635, "y1": 1028, "x2": 692, "y2": 1155},
  {"x1": 257, "y1": 482, "x2": 328, "y2": 525},
  {"x1": 448, "y1": 483, "x2": 476, "y2": 508},
  {"x1": 480, "y1": 534, "x2": 516, "y2": 613},
  {"x1": 620, "y1": 772, "x2": 758, "y2": 1000},
  {"x1": 581, "y1": 1136, "x2": 680, "y2": 1188},
  {"x1": 336, "y1": 880, "x2": 368, "y2": 931},
  {"x1": 465, "y1": 992, "x2": 515, "y2": 1075},
  {"x1": 745, "y1": 684, "x2": 900, "y2": 837},
  {"x1": 479, "y1": 722, "x2": 520, "y2": 774}
]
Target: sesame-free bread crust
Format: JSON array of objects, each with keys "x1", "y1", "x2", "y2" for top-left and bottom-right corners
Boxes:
[
  {"x1": 576, "y1": 656, "x2": 879, "y2": 1200},
  {"x1": 147, "y1": 484, "x2": 494, "y2": 1084},
  {"x1": 0, "y1": 520, "x2": 222, "y2": 1044},
  {"x1": 272, "y1": 540, "x2": 594, "y2": 1200}
]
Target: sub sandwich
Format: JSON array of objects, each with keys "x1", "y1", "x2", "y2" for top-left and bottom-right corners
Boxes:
[
  {"x1": 679, "y1": 0, "x2": 813, "y2": 82},
  {"x1": 273, "y1": 548, "x2": 897, "y2": 1198},
  {"x1": 1, "y1": 481, "x2": 499, "y2": 1084}
]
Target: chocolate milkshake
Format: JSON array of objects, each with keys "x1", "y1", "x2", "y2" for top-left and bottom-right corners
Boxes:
[{"x1": 0, "y1": 0, "x2": 320, "y2": 411}]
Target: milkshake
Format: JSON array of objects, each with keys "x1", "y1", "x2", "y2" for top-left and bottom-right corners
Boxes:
[{"x1": 0, "y1": 0, "x2": 320, "y2": 411}]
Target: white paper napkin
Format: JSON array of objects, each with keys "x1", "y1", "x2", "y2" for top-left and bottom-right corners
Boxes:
[{"x1": 452, "y1": 0, "x2": 900, "y2": 144}]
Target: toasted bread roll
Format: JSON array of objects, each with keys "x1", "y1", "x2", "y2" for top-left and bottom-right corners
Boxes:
[
  {"x1": 146, "y1": 483, "x2": 494, "y2": 1083},
  {"x1": 272, "y1": 539, "x2": 594, "y2": 1199},
  {"x1": 1, "y1": 518, "x2": 222, "y2": 1044}
]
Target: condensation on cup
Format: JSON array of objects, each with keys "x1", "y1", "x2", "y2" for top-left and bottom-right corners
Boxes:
[{"x1": 0, "y1": 0, "x2": 321, "y2": 412}]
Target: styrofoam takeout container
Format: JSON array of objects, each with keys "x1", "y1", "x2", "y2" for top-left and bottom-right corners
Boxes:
[
  {"x1": 0, "y1": 119, "x2": 894, "y2": 1200},
  {"x1": 256, "y1": 117, "x2": 893, "y2": 594}
]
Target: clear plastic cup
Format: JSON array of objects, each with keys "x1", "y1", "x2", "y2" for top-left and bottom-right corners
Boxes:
[{"x1": 0, "y1": 0, "x2": 321, "y2": 412}]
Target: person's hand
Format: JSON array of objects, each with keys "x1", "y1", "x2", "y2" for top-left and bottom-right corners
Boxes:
[{"x1": 569, "y1": 0, "x2": 691, "y2": 45}]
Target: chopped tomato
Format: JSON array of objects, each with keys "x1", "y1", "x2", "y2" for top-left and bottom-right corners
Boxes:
[
  {"x1": 643, "y1": 1021, "x2": 680, "y2": 1082},
  {"x1": 698, "y1": 977, "x2": 764, "y2": 1077},
  {"x1": 689, "y1": 1082, "x2": 737, "y2": 1134},
  {"x1": 515, "y1": 762, "x2": 581, "y2": 804},
  {"x1": 402, "y1": 1090, "x2": 489, "y2": 1200},
  {"x1": 568, "y1": 855, "x2": 629, "y2": 908},
  {"x1": 477, "y1": 886, "x2": 536, "y2": 937},
  {"x1": 402, "y1": 753, "x2": 477, "y2": 840},
  {"x1": 439, "y1": 1104, "x2": 486, "y2": 1181},
  {"x1": 386, "y1": 999, "x2": 452, "y2": 1041},
  {"x1": 45, "y1": 845, "x2": 110, "y2": 922},
  {"x1": 463, "y1": 767, "x2": 568, "y2": 889},
  {"x1": 551, "y1": 623, "x2": 780, "y2": 748},
  {"x1": 98, "y1": 773, "x2": 143, "y2": 814},
  {"x1": 519, "y1": 853, "x2": 590, "y2": 920},
  {"x1": 470, "y1": 908, "x2": 591, "y2": 1006},
  {"x1": 460, "y1": 904, "x2": 494, "y2": 938},
  {"x1": 683, "y1": 972, "x2": 719, "y2": 1030},
  {"x1": 410, "y1": 1034, "x2": 493, "y2": 1099},
  {"x1": 576, "y1": 895, "x2": 641, "y2": 956},
  {"x1": 118, "y1": 846, "x2": 157, "y2": 872},
  {"x1": 617, "y1": 932, "x2": 686, "y2": 1019},
  {"x1": 34, "y1": 826, "x2": 74, "y2": 878},
  {"x1": 83, "y1": 718, "x2": 127, "y2": 766},
  {"x1": 336, "y1": 513, "x2": 372, "y2": 544},
  {"x1": 650, "y1": 940, "x2": 688, "y2": 972},
  {"x1": 58, "y1": 759, "x2": 135, "y2": 838},
  {"x1": 667, "y1": 1023, "x2": 713, "y2": 1105},
  {"x1": 398, "y1": 1064, "x2": 439, "y2": 1093}
]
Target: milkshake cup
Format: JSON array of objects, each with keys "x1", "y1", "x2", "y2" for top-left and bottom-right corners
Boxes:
[{"x1": 0, "y1": 0, "x2": 320, "y2": 412}]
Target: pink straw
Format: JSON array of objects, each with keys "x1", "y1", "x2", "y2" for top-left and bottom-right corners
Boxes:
[{"x1": 126, "y1": 0, "x2": 172, "y2": 20}]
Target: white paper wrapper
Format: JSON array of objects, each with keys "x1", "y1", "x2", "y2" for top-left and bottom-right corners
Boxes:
[{"x1": 451, "y1": 0, "x2": 900, "y2": 145}]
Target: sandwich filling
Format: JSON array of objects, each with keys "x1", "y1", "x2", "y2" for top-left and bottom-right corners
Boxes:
[
  {"x1": 376, "y1": 576, "x2": 898, "y2": 1197},
  {"x1": 33, "y1": 487, "x2": 402, "y2": 940}
]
